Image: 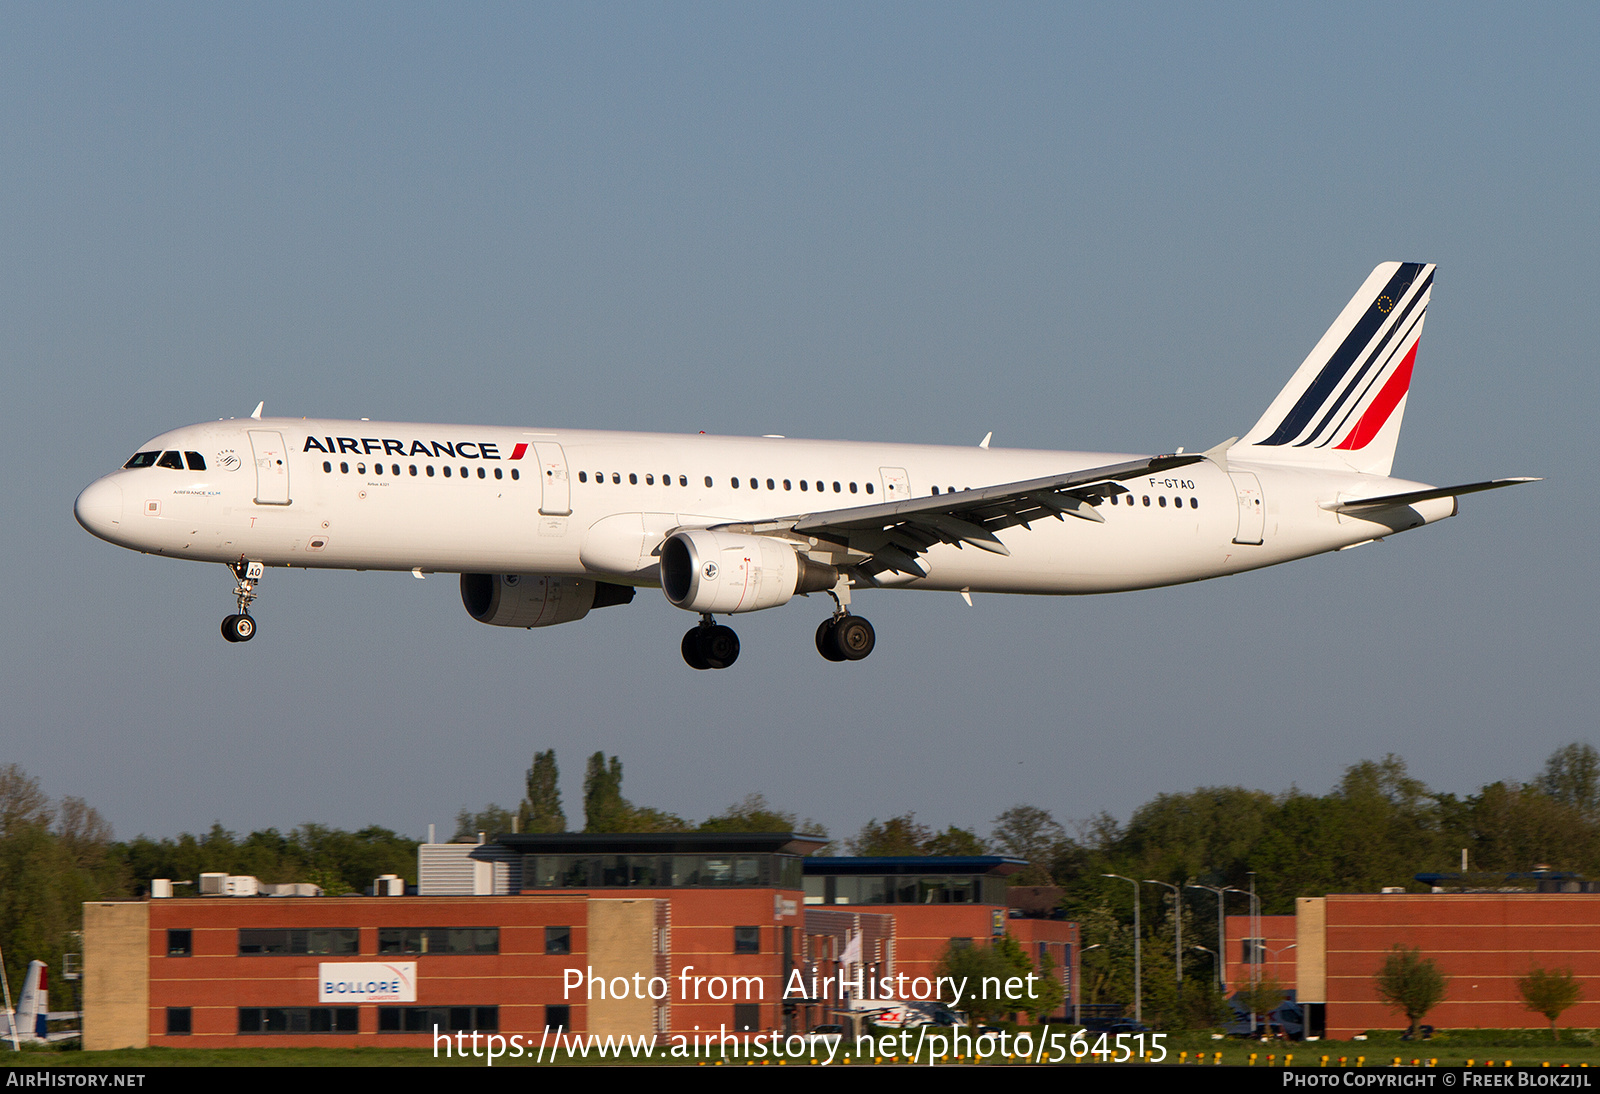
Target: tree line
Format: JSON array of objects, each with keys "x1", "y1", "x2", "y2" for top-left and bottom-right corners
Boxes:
[{"x1": 3, "y1": 742, "x2": 1596, "y2": 1026}]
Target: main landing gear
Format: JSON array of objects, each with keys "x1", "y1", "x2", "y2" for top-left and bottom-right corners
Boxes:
[
  {"x1": 816, "y1": 579, "x2": 875, "y2": 662},
  {"x1": 221, "y1": 560, "x2": 264, "y2": 644},
  {"x1": 816, "y1": 613, "x2": 875, "y2": 662},
  {"x1": 682, "y1": 615, "x2": 740, "y2": 670},
  {"x1": 678, "y1": 584, "x2": 876, "y2": 669}
]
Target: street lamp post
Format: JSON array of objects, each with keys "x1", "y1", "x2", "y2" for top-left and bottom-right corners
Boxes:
[
  {"x1": 1144, "y1": 879, "x2": 1182, "y2": 999},
  {"x1": 1186, "y1": 883, "x2": 1232, "y2": 993},
  {"x1": 1103, "y1": 874, "x2": 1141, "y2": 1025}
]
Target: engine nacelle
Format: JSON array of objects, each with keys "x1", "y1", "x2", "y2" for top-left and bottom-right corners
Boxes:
[
  {"x1": 659, "y1": 530, "x2": 837, "y2": 615},
  {"x1": 460, "y1": 574, "x2": 635, "y2": 628}
]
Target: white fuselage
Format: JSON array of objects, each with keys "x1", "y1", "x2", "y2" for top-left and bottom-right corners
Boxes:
[{"x1": 73, "y1": 417, "x2": 1452, "y2": 597}]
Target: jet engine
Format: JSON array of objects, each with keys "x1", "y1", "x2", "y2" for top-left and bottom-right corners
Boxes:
[
  {"x1": 659, "y1": 530, "x2": 837, "y2": 614},
  {"x1": 460, "y1": 574, "x2": 635, "y2": 628}
]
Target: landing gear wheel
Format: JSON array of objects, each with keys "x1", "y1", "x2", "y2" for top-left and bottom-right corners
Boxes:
[
  {"x1": 700, "y1": 624, "x2": 740, "y2": 669},
  {"x1": 816, "y1": 618, "x2": 846, "y2": 662},
  {"x1": 682, "y1": 624, "x2": 739, "y2": 669},
  {"x1": 222, "y1": 614, "x2": 256, "y2": 643},
  {"x1": 833, "y1": 616, "x2": 875, "y2": 661},
  {"x1": 681, "y1": 628, "x2": 711, "y2": 670}
]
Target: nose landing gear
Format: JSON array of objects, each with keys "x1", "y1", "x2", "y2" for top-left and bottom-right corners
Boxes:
[
  {"x1": 681, "y1": 615, "x2": 740, "y2": 669},
  {"x1": 222, "y1": 560, "x2": 264, "y2": 643}
]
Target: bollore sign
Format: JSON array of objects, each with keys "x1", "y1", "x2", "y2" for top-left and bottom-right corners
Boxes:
[{"x1": 318, "y1": 962, "x2": 417, "y2": 1004}]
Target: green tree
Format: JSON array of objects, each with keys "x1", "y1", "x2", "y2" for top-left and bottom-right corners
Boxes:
[
  {"x1": 0, "y1": 766, "x2": 121, "y2": 999},
  {"x1": 1535, "y1": 743, "x2": 1600, "y2": 821},
  {"x1": 1517, "y1": 966, "x2": 1583, "y2": 1042},
  {"x1": 848, "y1": 813, "x2": 933, "y2": 856},
  {"x1": 583, "y1": 753, "x2": 629, "y2": 832},
  {"x1": 990, "y1": 805, "x2": 1065, "y2": 883},
  {"x1": 1177, "y1": 981, "x2": 1234, "y2": 1031},
  {"x1": 699, "y1": 794, "x2": 807, "y2": 833},
  {"x1": 1238, "y1": 973, "x2": 1288, "y2": 1035},
  {"x1": 1027, "y1": 947, "x2": 1068, "y2": 1023},
  {"x1": 924, "y1": 825, "x2": 988, "y2": 856},
  {"x1": 1374, "y1": 945, "x2": 1446, "y2": 1037},
  {"x1": 518, "y1": 749, "x2": 566, "y2": 833},
  {"x1": 937, "y1": 940, "x2": 1018, "y2": 1025},
  {"x1": 580, "y1": 752, "x2": 691, "y2": 833},
  {"x1": 453, "y1": 804, "x2": 517, "y2": 842}
]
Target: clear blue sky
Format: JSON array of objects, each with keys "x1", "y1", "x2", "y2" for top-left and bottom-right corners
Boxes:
[{"x1": 3, "y1": 3, "x2": 1592, "y2": 845}]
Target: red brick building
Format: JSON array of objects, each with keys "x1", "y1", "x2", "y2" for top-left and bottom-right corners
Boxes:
[
  {"x1": 1220, "y1": 892, "x2": 1600, "y2": 1038},
  {"x1": 82, "y1": 836, "x2": 1076, "y2": 1049}
]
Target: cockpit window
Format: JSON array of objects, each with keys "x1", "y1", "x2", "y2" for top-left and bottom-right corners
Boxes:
[
  {"x1": 124, "y1": 451, "x2": 160, "y2": 469},
  {"x1": 184, "y1": 451, "x2": 206, "y2": 471},
  {"x1": 156, "y1": 451, "x2": 185, "y2": 470}
]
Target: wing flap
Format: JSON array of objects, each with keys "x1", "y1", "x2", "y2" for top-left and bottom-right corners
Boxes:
[{"x1": 719, "y1": 453, "x2": 1203, "y2": 579}]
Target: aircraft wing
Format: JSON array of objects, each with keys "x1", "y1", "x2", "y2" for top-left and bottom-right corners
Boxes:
[{"x1": 718, "y1": 453, "x2": 1205, "y2": 581}]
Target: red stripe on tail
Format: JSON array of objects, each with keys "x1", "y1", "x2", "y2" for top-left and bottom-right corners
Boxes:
[{"x1": 1334, "y1": 340, "x2": 1418, "y2": 451}]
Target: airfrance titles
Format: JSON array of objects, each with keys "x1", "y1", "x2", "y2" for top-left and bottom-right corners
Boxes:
[{"x1": 303, "y1": 436, "x2": 525, "y2": 461}]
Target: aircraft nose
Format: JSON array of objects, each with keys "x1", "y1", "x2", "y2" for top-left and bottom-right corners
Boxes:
[{"x1": 74, "y1": 478, "x2": 124, "y2": 541}]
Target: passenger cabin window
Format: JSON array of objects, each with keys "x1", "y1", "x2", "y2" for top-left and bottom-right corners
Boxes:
[{"x1": 156, "y1": 451, "x2": 184, "y2": 470}]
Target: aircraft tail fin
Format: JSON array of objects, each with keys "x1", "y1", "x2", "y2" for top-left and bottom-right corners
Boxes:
[
  {"x1": 12, "y1": 961, "x2": 46, "y2": 1041},
  {"x1": 1233, "y1": 262, "x2": 1435, "y2": 477}
]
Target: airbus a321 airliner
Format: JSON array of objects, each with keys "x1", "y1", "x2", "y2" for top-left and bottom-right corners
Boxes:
[{"x1": 75, "y1": 263, "x2": 1533, "y2": 669}]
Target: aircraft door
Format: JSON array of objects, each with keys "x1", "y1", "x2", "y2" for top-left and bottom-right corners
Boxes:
[
  {"x1": 533, "y1": 442, "x2": 572, "y2": 516},
  {"x1": 1229, "y1": 471, "x2": 1265, "y2": 545},
  {"x1": 879, "y1": 467, "x2": 912, "y2": 501},
  {"x1": 248, "y1": 430, "x2": 291, "y2": 505}
]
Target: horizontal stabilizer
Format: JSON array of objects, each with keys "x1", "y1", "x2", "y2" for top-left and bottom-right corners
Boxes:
[{"x1": 1324, "y1": 478, "x2": 1539, "y2": 513}]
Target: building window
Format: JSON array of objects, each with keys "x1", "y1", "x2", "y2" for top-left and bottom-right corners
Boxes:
[
  {"x1": 238, "y1": 1007, "x2": 358, "y2": 1034},
  {"x1": 734, "y1": 926, "x2": 760, "y2": 954},
  {"x1": 545, "y1": 926, "x2": 572, "y2": 956},
  {"x1": 949, "y1": 937, "x2": 973, "y2": 949},
  {"x1": 1242, "y1": 938, "x2": 1265, "y2": 964},
  {"x1": 378, "y1": 927, "x2": 498, "y2": 955},
  {"x1": 238, "y1": 928, "x2": 358, "y2": 956},
  {"x1": 546, "y1": 1005, "x2": 570, "y2": 1031},
  {"x1": 732, "y1": 1003, "x2": 760, "y2": 1032},
  {"x1": 167, "y1": 929, "x2": 192, "y2": 957},
  {"x1": 166, "y1": 1007, "x2": 191, "y2": 1035},
  {"x1": 378, "y1": 1006, "x2": 498, "y2": 1033}
]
